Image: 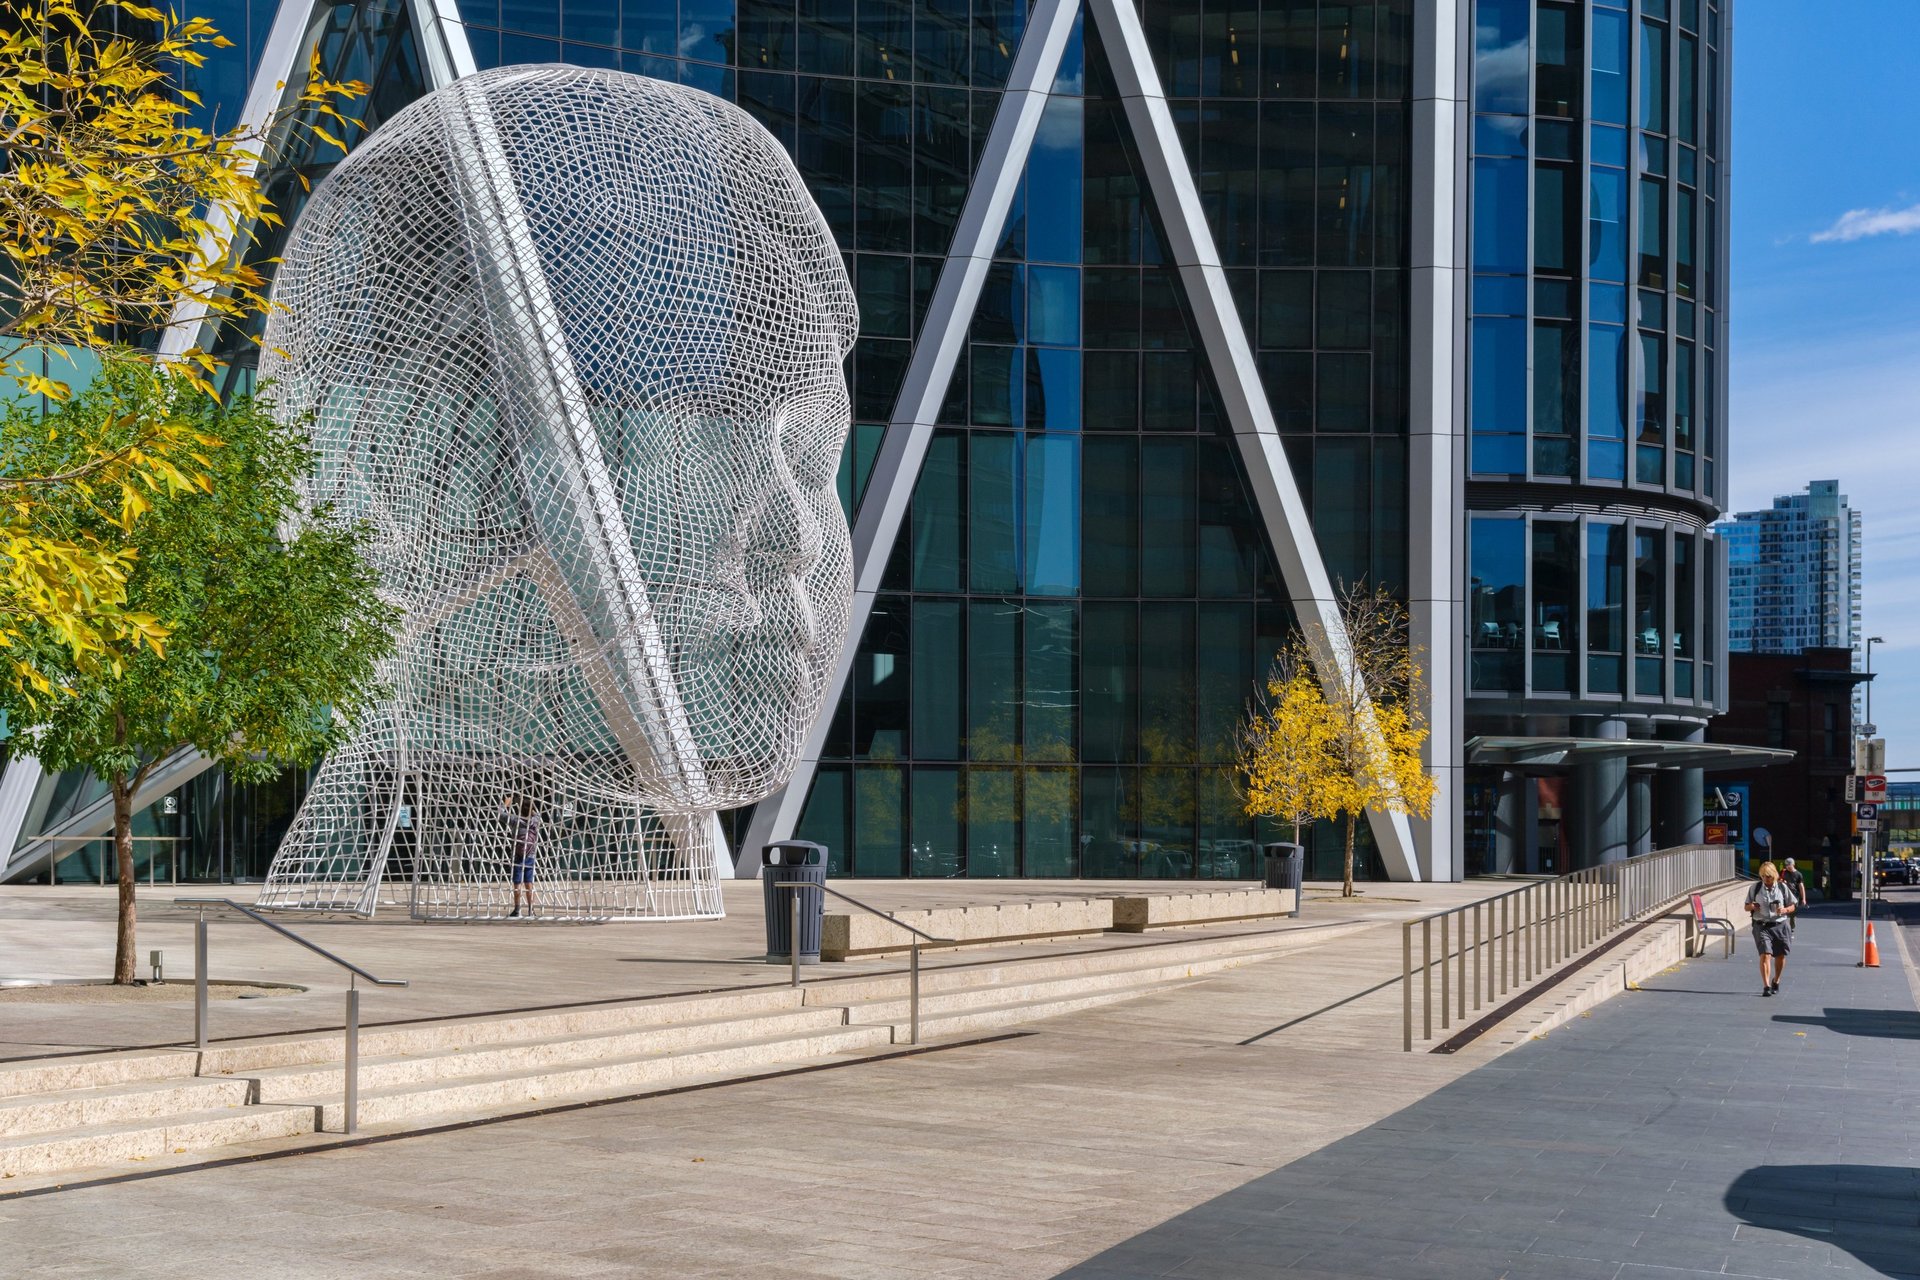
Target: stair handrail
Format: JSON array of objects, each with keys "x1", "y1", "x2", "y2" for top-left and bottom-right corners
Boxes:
[
  {"x1": 774, "y1": 881, "x2": 950, "y2": 1046},
  {"x1": 175, "y1": 896, "x2": 407, "y2": 1135}
]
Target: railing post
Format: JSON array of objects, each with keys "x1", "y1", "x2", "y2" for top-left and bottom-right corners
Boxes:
[
  {"x1": 909, "y1": 940, "x2": 921, "y2": 1046},
  {"x1": 1402, "y1": 921, "x2": 1413, "y2": 1052},
  {"x1": 790, "y1": 890, "x2": 800, "y2": 989},
  {"x1": 194, "y1": 911, "x2": 209, "y2": 1051},
  {"x1": 1473, "y1": 902, "x2": 1483, "y2": 1012},
  {"x1": 344, "y1": 982, "x2": 360, "y2": 1135},
  {"x1": 1422, "y1": 917, "x2": 1432, "y2": 1042},
  {"x1": 1439, "y1": 912, "x2": 1450, "y2": 1031},
  {"x1": 1457, "y1": 907, "x2": 1468, "y2": 1022}
]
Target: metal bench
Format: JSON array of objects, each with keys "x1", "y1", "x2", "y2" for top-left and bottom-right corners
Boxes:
[{"x1": 1690, "y1": 893, "x2": 1735, "y2": 957}]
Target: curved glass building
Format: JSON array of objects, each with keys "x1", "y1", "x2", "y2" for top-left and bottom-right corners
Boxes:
[
  {"x1": 0, "y1": 0, "x2": 1747, "y2": 888},
  {"x1": 1461, "y1": 0, "x2": 1733, "y2": 872}
]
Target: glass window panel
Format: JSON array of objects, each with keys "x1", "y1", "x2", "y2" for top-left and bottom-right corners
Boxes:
[
  {"x1": 1639, "y1": 19, "x2": 1667, "y2": 133},
  {"x1": 855, "y1": 598, "x2": 909, "y2": 761},
  {"x1": 1141, "y1": 438, "x2": 1196, "y2": 595},
  {"x1": 911, "y1": 430, "x2": 962, "y2": 591},
  {"x1": 1196, "y1": 440, "x2": 1259, "y2": 597},
  {"x1": 1023, "y1": 767, "x2": 1077, "y2": 875},
  {"x1": 1082, "y1": 436, "x2": 1139, "y2": 595},
  {"x1": 1084, "y1": 269, "x2": 1140, "y2": 348},
  {"x1": 1473, "y1": 113, "x2": 1527, "y2": 158},
  {"x1": 970, "y1": 344, "x2": 1020, "y2": 427},
  {"x1": 1636, "y1": 332, "x2": 1666, "y2": 483},
  {"x1": 1588, "y1": 325, "x2": 1628, "y2": 450},
  {"x1": 1140, "y1": 269, "x2": 1186, "y2": 349},
  {"x1": 1536, "y1": 1, "x2": 1582, "y2": 116},
  {"x1": 1676, "y1": 188, "x2": 1696, "y2": 298},
  {"x1": 1259, "y1": 270, "x2": 1312, "y2": 349},
  {"x1": 1199, "y1": 769, "x2": 1255, "y2": 877},
  {"x1": 1471, "y1": 316, "x2": 1525, "y2": 437},
  {"x1": 967, "y1": 600, "x2": 1019, "y2": 761},
  {"x1": 1083, "y1": 351, "x2": 1138, "y2": 432},
  {"x1": 1082, "y1": 602, "x2": 1136, "y2": 762},
  {"x1": 1140, "y1": 768, "x2": 1195, "y2": 878},
  {"x1": 1674, "y1": 341, "x2": 1695, "y2": 451},
  {"x1": 1024, "y1": 603, "x2": 1076, "y2": 761},
  {"x1": 738, "y1": 0, "x2": 795, "y2": 68},
  {"x1": 1536, "y1": 118, "x2": 1574, "y2": 161},
  {"x1": 1534, "y1": 164, "x2": 1578, "y2": 275},
  {"x1": 1639, "y1": 178, "x2": 1666, "y2": 288},
  {"x1": 1591, "y1": 122, "x2": 1629, "y2": 167},
  {"x1": 1531, "y1": 519, "x2": 1580, "y2": 692},
  {"x1": 1258, "y1": 101, "x2": 1315, "y2": 266},
  {"x1": 915, "y1": 0, "x2": 966, "y2": 83},
  {"x1": 1259, "y1": 351, "x2": 1313, "y2": 433},
  {"x1": 1589, "y1": 167, "x2": 1628, "y2": 282},
  {"x1": 1472, "y1": 157, "x2": 1527, "y2": 275},
  {"x1": 1587, "y1": 522, "x2": 1626, "y2": 694},
  {"x1": 1469, "y1": 515, "x2": 1525, "y2": 692},
  {"x1": 1317, "y1": 104, "x2": 1374, "y2": 266},
  {"x1": 912, "y1": 600, "x2": 962, "y2": 759},
  {"x1": 853, "y1": 764, "x2": 904, "y2": 875},
  {"x1": 966, "y1": 768, "x2": 1018, "y2": 876},
  {"x1": 1473, "y1": 0, "x2": 1529, "y2": 114},
  {"x1": 1311, "y1": 437, "x2": 1370, "y2": 586},
  {"x1": 1080, "y1": 767, "x2": 1136, "y2": 878},
  {"x1": 1026, "y1": 347, "x2": 1081, "y2": 434},
  {"x1": 914, "y1": 86, "x2": 969, "y2": 256},
  {"x1": 856, "y1": 83, "x2": 911, "y2": 252},
  {"x1": 1028, "y1": 265, "x2": 1081, "y2": 346},
  {"x1": 1533, "y1": 320, "x2": 1579, "y2": 442},
  {"x1": 1140, "y1": 603, "x2": 1195, "y2": 769},
  {"x1": 1634, "y1": 528, "x2": 1666, "y2": 695},
  {"x1": 1473, "y1": 274, "x2": 1528, "y2": 317},
  {"x1": 1024, "y1": 434, "x2": 1080, "y2": 595},
  {"x1": 972, "y1": 263, "x2": 1024, "y2": 344},
  {"x1": 910, "y1": 767, "x2": 960, "y2": 876},
  {"x1": 1678, "y1": 32, "x2": 1698, "y2": 145},
  {"x1": 1316, "y1": 352, "x2": 1370, "y2": 434},
  {"x1": 1197, "y1": 602, "x2": 1251, "y2": 765},
  {"x1": 797, "y1": 0, "x2": 854, "y2": 73},
  {"x1": 504, "y1": 0, "x2": 560, "y2": 35},
  {"x1": 1592, "y1": 10, "x2": 1629, "y2": 124},
  {"x1": 1317, "y1": 271, "x2": 1371, "y2": 349},
  {"x1": 969, "y1": 433, "x2": 1020, "y2": 592},
  {"x1": 1371, "y1": 437, "x2": 1409, "y2": 594},
  {"x1": 854, "y1": 338, "x2": 908, "y2": 420},
  {"x1": 1142, "y1": 351, "x2": 1197, "y2": 431},
  {"x1": 1260, "y1": 0, "x2": 1315, "y2": 98},
  {"x1": 1535, "y1": 278, "x2": 1575, "y2": 320},
  {"x1": 1674, "y1": 533, "x2": 1696, "y2": 658},
  {"x1": 796, "y1": 766, "x2": 850, "y2": 873}
]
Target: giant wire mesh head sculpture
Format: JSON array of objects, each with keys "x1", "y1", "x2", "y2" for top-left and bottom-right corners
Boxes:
[{"x1": 254, "y1": 66, "x2": 858, "y2": 920}]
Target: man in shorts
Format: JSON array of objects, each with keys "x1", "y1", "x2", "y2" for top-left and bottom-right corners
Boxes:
[
  {"x1": 1780, "y1": 857, "x2": 1808, "y2": 931},
  {"x1": 1745, "y1": 860, "x2": 1796, "y2": 996},
  {"x1": 507, "y1": 796, "x2": 540, "y2": 919}
]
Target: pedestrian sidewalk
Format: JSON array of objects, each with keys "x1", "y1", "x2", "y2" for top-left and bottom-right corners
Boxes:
[{"x1": 1064, "y1": 898, "x2": 1920, "y2": 1279}]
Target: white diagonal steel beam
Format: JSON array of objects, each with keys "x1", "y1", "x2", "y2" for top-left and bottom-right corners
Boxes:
[{"x1": 738, "y1": 0, "x2": 1082, "y2": 872}]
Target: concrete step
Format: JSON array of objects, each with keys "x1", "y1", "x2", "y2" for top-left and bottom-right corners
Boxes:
[
  {"x1": 199, "y1": 986, "x2": 810, "y2": 1075},
  {"x1": 248, "y1": 1005, "x2": 853, "y2": 1102},
  {"x1": 0, "y1": 1049, "x2": 198, "y2": 1101},
  {"x1": 855, "y1": 980, "x2": 1200, "y2": 1040},
  {"x1": 296, "y1": 1023, "x2": 896, "y2": 1131},
  {"x1": 0, "y1": 1075, "x2": 252, "y2": 1138},
  {"x1": 0, "y1": 1104, "x2": 315, "y2": 1178}
]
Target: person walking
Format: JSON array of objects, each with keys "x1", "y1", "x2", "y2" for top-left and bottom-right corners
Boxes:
[
  {"x1": 507, "y1": 796, "x2": 540, "y2": 919},
  {"x1": 1780, "y1": 857, "x2": 1808, "y2": 932},
  {"x1": 1745, "y1": 860, "x2": 1796, "y2": 996}
]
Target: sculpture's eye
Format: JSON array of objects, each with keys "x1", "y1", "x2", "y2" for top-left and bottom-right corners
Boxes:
[{"x1": 782, "y1": 409, "x2": 841, "y2": 493}]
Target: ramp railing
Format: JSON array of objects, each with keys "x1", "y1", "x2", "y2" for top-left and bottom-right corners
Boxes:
[{"x1": 1402, "y1": 844, "x2": 1736, "y2": 1051}]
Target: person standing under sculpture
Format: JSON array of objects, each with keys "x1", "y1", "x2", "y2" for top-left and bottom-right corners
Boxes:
[
  {"x1": 1780, "y1": 857, "x2": 1807, "y2": 932},
  {"x1": 1745, "y1": 861, "x2": 1796, "y2": 996},
  {"x1": 507, "y1": 797, "x2": 540, "y2": 919}
]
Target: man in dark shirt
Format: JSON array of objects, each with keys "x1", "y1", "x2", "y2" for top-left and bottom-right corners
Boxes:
[{"x1": 1780, "y1": 858, "x2": 1807, "y2": 931}]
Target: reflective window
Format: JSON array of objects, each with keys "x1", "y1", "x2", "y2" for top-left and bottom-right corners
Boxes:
[
  {"x1": 1639, "y1": 20, "x2": 1667, "y2": 133},
  {"x1": 1636, "y1": 332, "x2": 1666, "y2": 485},
  {"x1": 1638, "y1": 178, "x2": 1666, "y2": 288},
  {"x1": 1588, "y1": 523, "x2": 1627, "y2": 694},
  {"x1": 1634, "y1": 528, "x2": 1666, "y2": 696},
  {"x1": 1472, "y1": 316, "x2": 1526, "y2": 474},
  {"x1": 1536, "y1": 2, "x2": 1582, "y2": 117},
  {"x1": 1473, "y1": 158, "x2": 1528, "y2": 275},
  {"x1": 1587, "y1": 324, "x2": 1628, "y2": 480},
  {"x1": 1024, "y1": 435, "x2": 1079, "y2": 595},
  {"x1": 1533, "y1": 321, "x2": 1578, "y2": 475},
  {"x1": 1674, "y1": 533, "x2": 1697, "y2": 697},
  {"x1": 1591, "y1": 10, "x2": 1629, "y2": 124},
  {"x1": 1474, "y1": 0, "x2": 1530, "y2": 114},
  {"x1": 1589, "y1": 168, "x2": 1628, "y2": 282},
  {"x1": 1470, "y1": 516, "x2": 1525, "y2": 691},
  {"x1": 1531, "y1": 520, "x2": 1579, "y2": 691}
]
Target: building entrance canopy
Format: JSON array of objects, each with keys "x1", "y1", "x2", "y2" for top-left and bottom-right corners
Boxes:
[{"x1": 1466, "y1": 737, "x2": 1794, "y2": 774}]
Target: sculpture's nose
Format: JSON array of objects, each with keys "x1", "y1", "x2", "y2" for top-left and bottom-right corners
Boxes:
[{"x1": 755, "y1": 410, "x2": 825, "y2": 579}]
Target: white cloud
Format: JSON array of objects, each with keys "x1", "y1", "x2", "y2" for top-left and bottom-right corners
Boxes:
[{"x1": 1810, "y1": 202, "x2": 1920, "y2": 243}]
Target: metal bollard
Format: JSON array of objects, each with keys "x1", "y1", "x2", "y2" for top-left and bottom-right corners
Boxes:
[
  {"x1": 344, "y1": 984, "x2": 360, "y2": 1135},
  {"x1": 909, "y1": 940, "x2": 921, "y2": 1045},
  {"x1": 790, "y1": 892, "x2": 800, "y2": 989},
  {"x1": 194, "y1": 912, "x2": 209, "y2": 1050}
]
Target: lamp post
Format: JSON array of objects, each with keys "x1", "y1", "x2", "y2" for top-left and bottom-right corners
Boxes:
[{"x1": 1865, "y1": 635, "x2": 1885, "y2": 734}]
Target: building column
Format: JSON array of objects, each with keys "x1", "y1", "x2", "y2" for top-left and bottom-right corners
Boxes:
[
  {"x1": 1572, "y1": 716, "x2": 1629, "y2": 867},
  {"x1": 1491, "y1": 770, "x2": 1526, "y2": 874},
  {"x1": 1656, "y1": 721, "x2": 1706, "y2": 848},
  {"x1": 1628, "y1": 771, "x2": 1654, "y2": 856}
]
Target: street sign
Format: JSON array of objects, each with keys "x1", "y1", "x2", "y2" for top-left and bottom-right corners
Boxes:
[
  {"x1": 1864, "y1": 774, "x2": 1888, "y2": 803},
  {"x1": 1857, "y1": 802, "x2": 1880, "y2": 822},
  {"x1": 1859, "y1": 817, "x2": 1880, "y2": 833},
  {"x1": 1846, "y1": 776, "x2": 1858, "y2": 803}
]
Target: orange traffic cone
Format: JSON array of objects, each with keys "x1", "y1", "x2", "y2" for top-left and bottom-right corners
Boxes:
[{"x1": 1864, "y1": 923, "x2": 1882, "y2": 968}]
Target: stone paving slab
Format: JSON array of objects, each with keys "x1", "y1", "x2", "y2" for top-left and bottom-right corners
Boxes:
[{"x1": 1060, "y1": 893, "x2": 1920, "y2": 1280}]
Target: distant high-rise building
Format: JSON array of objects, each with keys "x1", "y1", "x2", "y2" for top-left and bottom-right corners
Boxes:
[{"x1": 1720, "y1": 480, "x2": 1863, "y2": 666}]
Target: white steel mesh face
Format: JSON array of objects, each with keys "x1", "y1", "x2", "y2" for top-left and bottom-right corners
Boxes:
[{"x1": 254, "y1": 66, "x2": 858, "y2": 920}]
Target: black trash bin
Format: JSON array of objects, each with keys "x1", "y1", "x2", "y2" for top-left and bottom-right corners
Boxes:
[
  {"x1": 1262, "y1": 842, "x2": 1304, "y2": 917},
  {"x1": 762, "y1": 841, "x2": 828, "y2": 965}
]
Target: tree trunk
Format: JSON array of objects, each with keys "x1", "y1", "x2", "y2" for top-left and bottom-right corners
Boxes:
[
  {"x1": 111, "y1": 777, "x2": 137, "y2": 985},
  {"x1": 1342, "y1": 813, "x2": 1356, "y2": 898}
]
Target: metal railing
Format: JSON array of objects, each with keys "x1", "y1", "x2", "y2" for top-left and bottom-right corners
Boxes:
[
  {"x1": 31, "y1": 835, "x2": 190, "y2": 886},
  {"x1": 774, "y1": 882, "x2": 949, "y2": 1045},
  {"x1": 1401, "y1": 844, "x2": 1736, "y2": 1052},
  {"x1": 175, "y1": 898, "x2": 408, "y2": 1134}
]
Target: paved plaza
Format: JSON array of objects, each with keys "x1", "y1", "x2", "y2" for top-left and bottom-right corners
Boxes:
[{"x1": 0, "y1": 886, "x2": 1914, "y2": 1278}]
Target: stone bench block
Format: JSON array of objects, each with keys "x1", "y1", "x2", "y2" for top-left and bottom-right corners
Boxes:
[
  {"x1": 1109, "y1": 889, "x2": 1294, "y2": 933},
  {"x1": 821, "y1": 898, "x2": 1114, "y2": 961}
]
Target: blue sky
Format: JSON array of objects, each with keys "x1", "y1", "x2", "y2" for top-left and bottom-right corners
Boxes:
[{"x1": 1730, "y1": 0, "x2": 1920, "y2": 766}]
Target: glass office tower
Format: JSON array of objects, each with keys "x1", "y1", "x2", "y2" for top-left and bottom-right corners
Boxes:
[
  {"x1": 0, "y1": 0, "x2": 1744, "y2": 887},
  {"x1": 1461, "y1": 0, "x2": 1732, "y2": 874}
]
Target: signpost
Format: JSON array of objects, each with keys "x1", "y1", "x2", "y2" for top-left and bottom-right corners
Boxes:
[{"x1": 1863, "y1": 774, "x2": 1888, "y2": 804}]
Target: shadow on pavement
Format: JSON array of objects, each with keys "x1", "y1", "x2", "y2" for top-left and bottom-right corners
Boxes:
[
  {"x1": 1771, "y1": 1007, "x2": 1920, "y2": 1040},
  {"x1": 1724, "y1": 1164, "x2": 1920, "y2": 1278}
]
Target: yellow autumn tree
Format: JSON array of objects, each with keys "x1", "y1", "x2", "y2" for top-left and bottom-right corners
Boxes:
[
  {"x1": 0, "y1": 0, "x2": 364, "y2": 696},
  {"x1": 1241, "y1": 585, "x2": 1438, "y2": 897}
]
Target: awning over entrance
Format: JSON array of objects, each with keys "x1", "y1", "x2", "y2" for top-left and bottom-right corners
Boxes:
[{"x1": 1465, "y1": 737, "x2": 1796, "y2": 773}]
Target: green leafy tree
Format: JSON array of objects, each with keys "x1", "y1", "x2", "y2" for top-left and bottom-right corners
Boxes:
[{"x1": 0, "y1": 364, "x2": 397, "y2": 982}]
